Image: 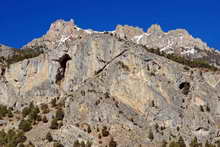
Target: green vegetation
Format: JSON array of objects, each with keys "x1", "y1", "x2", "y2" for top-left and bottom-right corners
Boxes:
[
  {"x1": 109, "y1": 137, "x2": 117, "y2": 147},
  {"x1": 0, "y1": 129, "x2": 26, "y2": 146},
  {"x1": 205, "y1": 141, "x2": 216, "y2": 147},
  {"x1": 50, "y1": 118, "x2": 59, "y2": 129},
  {"x1": 46, "y1": 132, "x2": 53, "y2": 142},
  {"x1": 178, "y1": 136, "x2": 186, "y2": 147},
  {"x1": 101, "y1": 126, "x2": 109, "y2": 137},
  {"x1": 0, "y1": 104, "x2": 13, "y2": 119},
  {"x1": 73, "y1": 140, "x2": 93, "y2": 147},
  {"x1": 22, "y1": 102, "x2": 40, "y2": 122},
  {"x1": 53, "y1": 142, "x2": 64, "y2": 147},
  {"x1": 7, "y1": 109, "x2": 14, "y2": 118},
  {"x1": 206, "y1": 105, "x2": 211, "y2": 112},
  {"x1": 200, "y1": 105, "x2": 205, "y2": 112},
  {"x1": 40, "y1": 103, "x2": 50, "y2": 114},
  {"x1": 19, "y1": 119, "x2": 32, "y2": 132},
  {"x1": 148, "y1": 129, "x2": 154, "y2": 141},
  {"x1": 143, "y1": 47, "x2": 218, "y2": 71},
  {"x1": 42, "y1": 115, "x2": 48, "y2": 123},
  {"x1": 169, "y1": 141, "x2": 180, "y2": 147},
  {"x1": 51, "y1": 98, "x2": 57, "y2": 108},
  {"x1": 162, "y1": 140, "x2": 168, "y2": 147},
  {"x1": 6, "y1": 47, "x2": 44, "y2": 66},
  {"x1": 189, "y1": 137, "x2": 202, "y2": 147},
  {"x1": 0, "y1": 101, "x2": 66, "y2": 147},
  {"x1": 55, "y1": 108, "x2": 64, "y2": 120}
]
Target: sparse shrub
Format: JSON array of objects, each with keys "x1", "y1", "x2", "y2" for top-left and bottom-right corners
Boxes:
[
  {"x1": 22, "y1": 102, "x2": 41, "y2": 123},
  {"x1": 0, "y1": 104, "x2": 8, "y2": 118},
  {"x1": 58, "y1": 121, "x2": 63, "y2": 128},
  {"x1": 189, "y1": 137, "x2": 202, "y2": 147},
  {"x1": 57, "y1": 100, "x2": 65, "y2": 108},
  {"x1": 162, "y1": 140, "x2": 168, "y2": 147},
  {"x1": 55, "y1": 108, "x2": 64, "y2": 120},
  {"x1": 109, "y1": 137, "x2": 117, "y2": 147},
  {"x1": 19, "y1": 119, "x2": 32, "y2": 132},
  {"x1": 205, "y1": 140, "x2": 216, "y2": 147},
  {"x1": 7, "y1": 109, "x2": 13, "y2": 118},
  {"x1": 169, "y1": 141, "x2": 180, "y2": 147},
  {"x1": 200, "y1": 105, "x2": 204, "y2": 112},
  {"x1": 184, "y1": 66, "x2": 190, "y2": 71},
  {"x1": 177, "y1": 126, "x2": 180, "y2": 132},
  {"x1": 178, "y1": 136, "x2": 186, "y2": 147},
  {"x1": 155, "y1": 123, "x2": 159, "y2": 132},
  {"x1": 41, "y1": 103, "x2": 50, "y2": 114},
  {"x1": 148, "y1": 129, "x2": 154, "y2": 141},
  {"x1": 42, "y1": 115, "x2": 48, "y2": 123},
  {"x1": 206, "y1": 105, "x2": 210, "y2": 112},
  {"x1": 51, "y1": 98, "x2": 57, "y2": 107},
  {"x1": 28, "y1": 106, "x2": 40, "y2": 121},
  {"x1": 6, "y1": 47, "x2": 44, "y2": 65},
  {"x1": 53, "y1": 142, "x2": 64, "y2": 147},
  {"x1": 18, "y1": 143, "x2": 25, "y2": 147},
  {"x1": 215, "y1": 140, "x2": 220, "y2": 147},
  {"x1": 73, "y1": 140, "x2": 80, "y2": 147},
  {"x1": 22, "y1": 106, "x2": 30, "y2": 117},
  {"x1": 102, "y1": 126, "x2": 109, "y2": 137},
  {"x1": 86, "y1": 141, "x2": 92, "y2": 147},
  {"x1": 50, "y1": 118, "x2": 58, "y2": 129},
  {"x1": 0, "y1": 129, "x2": 26, "y2": 146},
  {"x1": 28, "y1": 141, "x2": 35, "y2": 147},
  {"x1": 151, "y1": 100, "x2": 155, "y2": 107},
  {"x1": 46, "y1": 132, "x2": 53, "y2": 142},
  {"x1": 80, "y1": 141, "x2": 85, "y2": 147},
  {"x1": 150, "y1": 72, "x2": 156, "y2": 76}
]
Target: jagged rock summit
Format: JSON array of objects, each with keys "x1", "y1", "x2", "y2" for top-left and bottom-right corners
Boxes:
[{"x1": 1, "y1": 19, "x2": 220, "y2": 147}]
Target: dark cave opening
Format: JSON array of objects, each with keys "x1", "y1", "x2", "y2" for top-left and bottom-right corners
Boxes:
[
  {"x1": 55, "y1": 54, "x2": 71, "y2": 84},
  {"x1": 179, "y1": 82, "x2": 190, "y2": 95}
]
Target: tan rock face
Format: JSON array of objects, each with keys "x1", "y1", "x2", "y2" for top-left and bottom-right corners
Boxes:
[
  {"x1": 1, "y1": 20, "x2": 220, "y2": 146},
  {"x1": 147, "y1": 24, "x2": 163, "y2": 34},
  {"x1": 115, "y1": 25, "x2": 144, "y2": 40}
]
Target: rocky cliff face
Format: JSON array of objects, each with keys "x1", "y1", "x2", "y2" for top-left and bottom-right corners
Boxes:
[{"x1": 1, "y1": 19, "x2": 220, "y2": 147}]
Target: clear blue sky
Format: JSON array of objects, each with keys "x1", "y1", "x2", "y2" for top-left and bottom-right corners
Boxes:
[{"x1": 1, "y1": 0, "x2": 220, "y2": 49}]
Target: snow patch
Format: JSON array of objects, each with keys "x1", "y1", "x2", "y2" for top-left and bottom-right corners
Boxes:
[
  {"x1": 181, "y1": 48, "x2": 196, "y2": 55},
  {"x1": 133, "y1": 33, "x2": 151, "y2": 44},
  {"x1": 134, "y1": 34, "x2": 144, "y2": 44},
  {"x1": 84, "y1": 30, "x2": 93, "y2": 34},
  {"x1": 75, "y1": 26, "x2": 81, "y2": 31},
  {"x1": 56, "y1": 35, "x2": 71, "y2": 48},
  {"x1": 160, "y1": 40, "x2": 174, "y2": 52}
]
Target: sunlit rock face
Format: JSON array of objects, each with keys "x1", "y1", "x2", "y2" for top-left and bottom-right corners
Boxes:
[{"x1": 1, "y1": 19, "x2": 220, "y2": 146}]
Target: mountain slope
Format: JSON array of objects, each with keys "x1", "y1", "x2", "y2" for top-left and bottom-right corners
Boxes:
[{"x1": 1, "y1": 20, "x2": 220, "y2": 146}]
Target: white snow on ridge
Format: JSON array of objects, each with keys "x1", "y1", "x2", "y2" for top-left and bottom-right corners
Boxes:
[
  {"x1": 56, "y1": 35, "x2": 74, "y2": 49},
  {"x1": 134, "y1": 34, "x2": 144, "y2": 44},
  {"x1": 84, "y1": 30, "x2": 93, "y2": 34},
  {"x1": 181, "y1": 48, "x2": 196, "y2": 55},
  {"x1": 133, "y1": 33, "x2": 151, "y2": 44},
  {"x1": 57, "y1": 35, "x2": 71, "y2": 47},
  {"x1": 160, "y1": 40, "x2": 174, "y2": 52},
  {"x1": 75, "y1": 26, "x2": 81, "y2": 31}
]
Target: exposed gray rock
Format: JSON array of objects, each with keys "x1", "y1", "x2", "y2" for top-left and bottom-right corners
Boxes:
[{"x1": 1, "y1": 19, "x2": 220, "y2": 146}]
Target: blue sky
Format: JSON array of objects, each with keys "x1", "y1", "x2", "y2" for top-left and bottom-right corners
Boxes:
[{"x1": 1, "y1": 0, "x2": 220, "y2": 49}]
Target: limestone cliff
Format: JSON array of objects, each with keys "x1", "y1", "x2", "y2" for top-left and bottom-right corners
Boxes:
[{"x1": 1, "y1": 19, "x2": 220, "y2": 147}]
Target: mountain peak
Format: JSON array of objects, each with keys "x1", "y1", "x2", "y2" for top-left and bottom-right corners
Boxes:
[
  {"x1": 147, "y1": 24, "x2": 163, "y2": 34},
  {"x1": 45, "y1": 19, "x2": 76, "y2": 40},
  {"x1": 1, "y1": 19, "x2": 220, "y2": 147}
]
